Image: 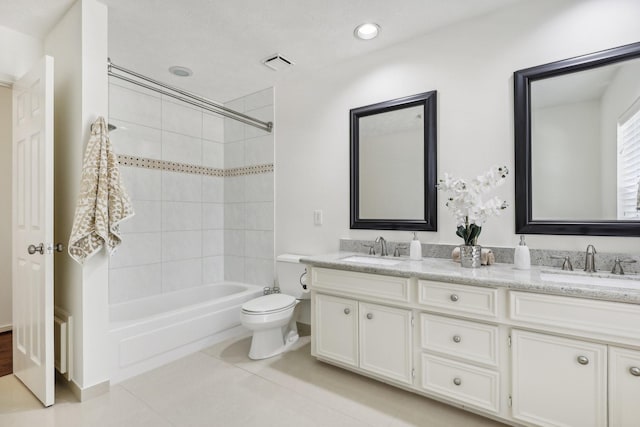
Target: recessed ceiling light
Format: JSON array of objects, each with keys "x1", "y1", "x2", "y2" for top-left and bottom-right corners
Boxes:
[
  {"x1": 169, "y1": 66, "x2": 193, "y2": 77},
  {"x1": 354, "y1": 23, "x2": 380, "y2": 40}
]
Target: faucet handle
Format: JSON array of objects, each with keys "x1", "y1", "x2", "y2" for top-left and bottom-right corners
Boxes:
[
  {"x1": 393, "y1": 244, "x2": 408, "y2": 257},
  {"x1": 362, "y1": 243, "x2": 375, "y2": 255},
  {"x1": 551, "y1": 255, "x2": 573, "y2": 271},
  {"x1": 611, "y1": 257, "x2": 637, "y2": 275}
]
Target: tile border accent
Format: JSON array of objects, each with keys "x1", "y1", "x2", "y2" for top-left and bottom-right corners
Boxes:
[{"x1": 117, "y1": 154, "x2": 273, "y2": 177}]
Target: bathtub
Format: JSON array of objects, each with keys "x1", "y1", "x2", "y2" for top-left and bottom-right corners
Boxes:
[{"x1": 109, "y1": 282, "x2": 263, "y2": 384}]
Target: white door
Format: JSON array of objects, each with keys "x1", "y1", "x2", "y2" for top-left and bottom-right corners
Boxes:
[
  {"x1": 359, "y1": 302, "x2": 413, "y2": 384},
  {"x1": 12, "y1": 56, "x2": 55, "y2": 407},
  {"x1": 314, "y1": 294, "x2": 358, "y2": 367},
  {"x1": 511, "y1": 329, "x2": 606, "y2": 427}
]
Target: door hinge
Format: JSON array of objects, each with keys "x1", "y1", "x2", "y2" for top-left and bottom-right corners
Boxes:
[
  {"x1": 412, "y1": 368, "x2": 415, "y2": 378},
  {"x1": 508, "y1": 395, "x2": 513, "y2": 407},
  {"x1": 411, "y1": 315, "x2": 414, "y2": 327},
  {"x1": 508, "y1": 335, "x2": 512, "y2": 348}
]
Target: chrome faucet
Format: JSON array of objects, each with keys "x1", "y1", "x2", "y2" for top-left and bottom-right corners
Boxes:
[
  {"x1": 375, "y1": 236, "x2": 389, "y2": 257},
  {"x1": 584, "y1": 245, "x2": 597, "y2": 273}
]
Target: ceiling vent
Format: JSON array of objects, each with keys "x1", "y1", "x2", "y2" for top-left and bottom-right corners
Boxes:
[{"x1": 261, "y1": 54, "x2": 294, "y2": 71}]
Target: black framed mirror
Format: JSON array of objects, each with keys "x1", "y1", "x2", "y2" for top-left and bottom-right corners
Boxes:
[
  {"x1": 350, "y1": 91, "x2": 437, "y2": 231},
  {"x1": 514, "y1": 41, "x2": 640, "y2": 236}
]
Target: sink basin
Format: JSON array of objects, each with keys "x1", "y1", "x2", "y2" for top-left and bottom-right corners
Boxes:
[
  {"x1": 539, "y1": 270, "x2": 640, "y2": 290},
  {"x1": 340, "y1": 255, "x2": 404, "y2": 266}
]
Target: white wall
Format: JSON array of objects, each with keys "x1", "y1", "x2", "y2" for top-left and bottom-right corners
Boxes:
[
  {"x1": 0, "y1": 26, "x2": 43, "y2": 333},
  {"x1": 0, "y1": 87, "x2": 11, "y2": 331},
  {"x1": 275, "y1": 0, "x2": 640, "y2": 256},
  {"x1": 45, "y1": 0, "x2": 110, "y2": 392}
]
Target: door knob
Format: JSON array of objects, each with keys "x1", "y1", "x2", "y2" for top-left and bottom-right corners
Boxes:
[
  {"x1": 450, "y1": 294, "x2": 459, "y2": 302},
  {"x1": 453, "y1": 335, "x2": 462, "y2": 343},
  {"x1": 28, "y1": 243, "x2": 44, "y2": 255},
  {"x1": 344, "y1": 308, "x2": 351, "y2": 315},
  {"x1": 577, "y1": 355, "x2": 589, "y2": 365},
  {"x1": 630, "y1": 367, "x2": 640, "y2": 376},
  {"x1": 366, "y1": 313, "x2": 373, "y2": 320}
]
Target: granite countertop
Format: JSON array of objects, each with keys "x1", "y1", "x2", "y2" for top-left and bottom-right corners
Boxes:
[{"x1": 301, "y1": 252, "x2": 640, "y2": 305}]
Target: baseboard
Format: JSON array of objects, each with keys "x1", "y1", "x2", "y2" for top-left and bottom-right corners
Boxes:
[
  {"x1": 0, "y1": 324, "x2": 12, "y2": 333},
  {"x1": 59, "y1": 374, "x2": 110, "y2": 402}
]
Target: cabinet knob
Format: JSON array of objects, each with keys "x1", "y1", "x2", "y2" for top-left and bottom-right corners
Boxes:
[
  {"x1": 450, "y1": 294, "x2": 459, "y2": 302},
  {"x1": 453, "y1": 377, "x2": 462, "y2": 386},
  {"x1": 630, "y1": 367, "x2": 640, "y2": 376},
  {"x1": 452, "y1": 335, "x2": 462, "y2": 343},
  {"x1": 577, "y1": 356, "x2": 589, "y2": 365},
  {"x1": 343, "y1": 308, "x2": 351, "y2": 315},
  {"x1": 366, "y1": 313, "x2": 373, "y2": 320}
]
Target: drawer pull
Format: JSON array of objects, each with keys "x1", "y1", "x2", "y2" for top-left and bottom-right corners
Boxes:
[
  {"x1": 630, "y1": 367, "x2": 640, "y2": 376},
  {"x1": 453, "y1": 377, "x2": 462, "y2": 386},
  {"x1": 452, "y1": 335, "x2": 462, "y2": 343},
  {"x1": 366, "y1": 313, "x2": 373, "y2": 320},
  {"x1": 450, "y1": 294, "x2": 459, "y2": 302},
  {"x1": 577, "y1": 356, "x2": 589, "y2": 365},
  {"x1": 344, "y1": 308, "x2": 351, "y2": 315}
]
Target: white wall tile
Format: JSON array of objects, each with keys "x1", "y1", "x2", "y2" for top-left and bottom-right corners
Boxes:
[
  {"x1": 109, "y1": 264, "x2": 162, "y2": 304},
  {"x1": 244, "y1": 105, "x2": 273, "y2": 140},
  {"x1": 224, "y1": 176, "x2": 245, "y2": 203},
  {"x1": 224, "y1": 256, "x2": 245, "y2": 282},
  {"x1": 224, "y1": 230, "x2": 244, "y2": 256},
  {"x1": 245, "y1": 173, "x2": 273, "y2": 202},
  {"x1": 109, "y1": 119, "x2": 162, "y2": 159},
  {"x1": 224, "y1": 141, "x2": 244, "y2": 169},
  {"x1": 224, "y1": 203, "x2": 245, "y2": 229},
  {"x1": 162, "y1": 258, "x2": 203, "y2": 292},
  {"x1": 203, "y1": 230, "x2": 224, "y2": 256},
  {"x1": 244, "y1": 88, "x2": 273, "y2": 112},
  {"x1": 162, "y1": 230, "x2": 202, "y2": 262},
  {"x1": 119, "y1": 167, "x2": 162, "y2": 201},
  {"x1": 163, "y1": 202, "x2": 202, "y2": 231},
  {"x1": 110, "y1": 84, "x2": 162, "y2": 128},
  {"x1": 224, "y1": 116, "x2": 245, "y2": 143},
  {"x1": 202, "y1": 140, "x2": 223, "y2": 169},
  {"x1": 245, "y1": 230, "x2": 274, "y2": 260},
  {"x1": 202, "y1": 176, "x2": 223, "y2": 203},
  {"x1": 109, "y1": 232, "x2": 162, "y2": 268},
  {"x1": 203, "y1": 203, "x2": 224, "y2": 229},
  {"x1": 162, "y1": 131, "x2": 202, "y2": 165},
  {"x1": 162, "y1": 171, "x2": 202, "y2": 202},
  {"x1": 162, "y1": 98, "x2": 202, "y2": 138},
  {"x1": 245, "y1": 134, "x2": 274, "y2": 165},
  {"x1": 203, "y1": 113, "x2": 224, "y2": 142},
  {"x1": 119, "y1": 200, "x2": 161, "y2": 233},
  {"x1": 245, "y1": 202, "x2": 273, "y2": 231},
  {"x1": 202, "y1": 256, "x2": 224, "y2": 283},
  {"x1": 224, "y1": 97, "x2": 245, "y2": 113},
  {"x1": 244, "y1": 257, "x2": 274, "y2": 287}
]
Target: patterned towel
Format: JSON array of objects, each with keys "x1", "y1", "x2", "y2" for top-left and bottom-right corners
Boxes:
[{"x1": 68, "y1": 116, "x2": 134, "y2": 264}]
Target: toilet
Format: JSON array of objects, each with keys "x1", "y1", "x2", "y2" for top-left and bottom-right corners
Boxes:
[{"x1": 241, "y1": 254, "x2": 309, "y2": 360}]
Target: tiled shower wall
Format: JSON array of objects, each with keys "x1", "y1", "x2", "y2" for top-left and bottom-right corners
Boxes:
[{"x1": 107, "y1": 80, "x2": 274, "y2": 304}]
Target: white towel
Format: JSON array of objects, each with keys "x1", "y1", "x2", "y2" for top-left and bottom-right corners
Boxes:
[{"x1": 68, "y1": 116, "x2": 134, "y2": 263}]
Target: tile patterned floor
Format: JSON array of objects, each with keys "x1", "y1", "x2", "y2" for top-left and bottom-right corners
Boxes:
[{"x1": 0, "y1": 336, "x2": 507, "y2": 426}]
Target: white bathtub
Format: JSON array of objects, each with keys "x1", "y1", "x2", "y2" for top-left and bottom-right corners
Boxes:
[{"x1": 109, "y1": 282, "x2": 263, "y2": 384}]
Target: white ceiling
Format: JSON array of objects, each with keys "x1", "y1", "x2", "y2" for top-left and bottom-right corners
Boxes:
[{"x1": 0, "y1": 0, "x2": 522, "y2": 102}]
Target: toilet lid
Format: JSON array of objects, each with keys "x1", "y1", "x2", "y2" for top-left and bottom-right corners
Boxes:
[{"x1": 242, "y1": 294, "x2": 296, "y2": 313}]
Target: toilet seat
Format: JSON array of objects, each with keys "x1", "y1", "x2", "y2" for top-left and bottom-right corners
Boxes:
[{"x1": 241, "y1": 294, "x2": 297, "y2": 315}]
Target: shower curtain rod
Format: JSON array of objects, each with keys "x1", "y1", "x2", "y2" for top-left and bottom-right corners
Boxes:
[{"x1": 107, "y1": 59, "x2": 273, "y2": 133}]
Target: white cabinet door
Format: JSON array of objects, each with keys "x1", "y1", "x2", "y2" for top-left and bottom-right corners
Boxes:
[
  {"x1": 315, "y1": 294, "x2": 358, "y2": 367},
  {"x1": 359, "y1": 302, "x2": 412, "y2": 384},
  {"x1": 511, "y1": 330, "x2": 607, "y2": 427},
  {"x1": 609, "y1": 346, "x2": 640, "y2": 427}
]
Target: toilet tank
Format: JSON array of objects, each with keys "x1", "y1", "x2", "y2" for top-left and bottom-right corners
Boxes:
[{"x1": 276, "y1": 254, "x2": 309, "y2": 299}]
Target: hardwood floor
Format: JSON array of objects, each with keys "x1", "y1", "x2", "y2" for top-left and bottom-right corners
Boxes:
[{"x1": 0, "y1": 331, "x2": 12, "y2": 377}]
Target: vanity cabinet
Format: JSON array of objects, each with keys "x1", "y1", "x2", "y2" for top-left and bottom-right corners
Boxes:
[
  {"x1": 511, "y1": 329, "x2": 607, "y2": 427},
  {"x1": 313, "y1": 281, "x2": 413, "y2": 385}
]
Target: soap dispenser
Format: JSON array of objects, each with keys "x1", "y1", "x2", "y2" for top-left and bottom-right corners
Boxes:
[
  {"x1": 514, "y1": 235, "x2": 531, "y2": 270},
  {"x1": 410, "y1": 232, "x2": 422, "y2": 260}
]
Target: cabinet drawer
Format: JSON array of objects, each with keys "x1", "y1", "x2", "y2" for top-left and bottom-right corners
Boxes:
[
  {"x1": 421, "y1": 353, "x2": 499, "y2": 413},
  {"x1": 418, "y1": 280, "x2": 498, "y2": 318},
  {"x1": 509, "y1": 291, "x2": 640, "y2": 340},
  {"x1": 420, "y1": 314, "x2": 498, "y2": 367},
  {"x1": 312, "y1": 268, "x2": 410, "y2": 302}
]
